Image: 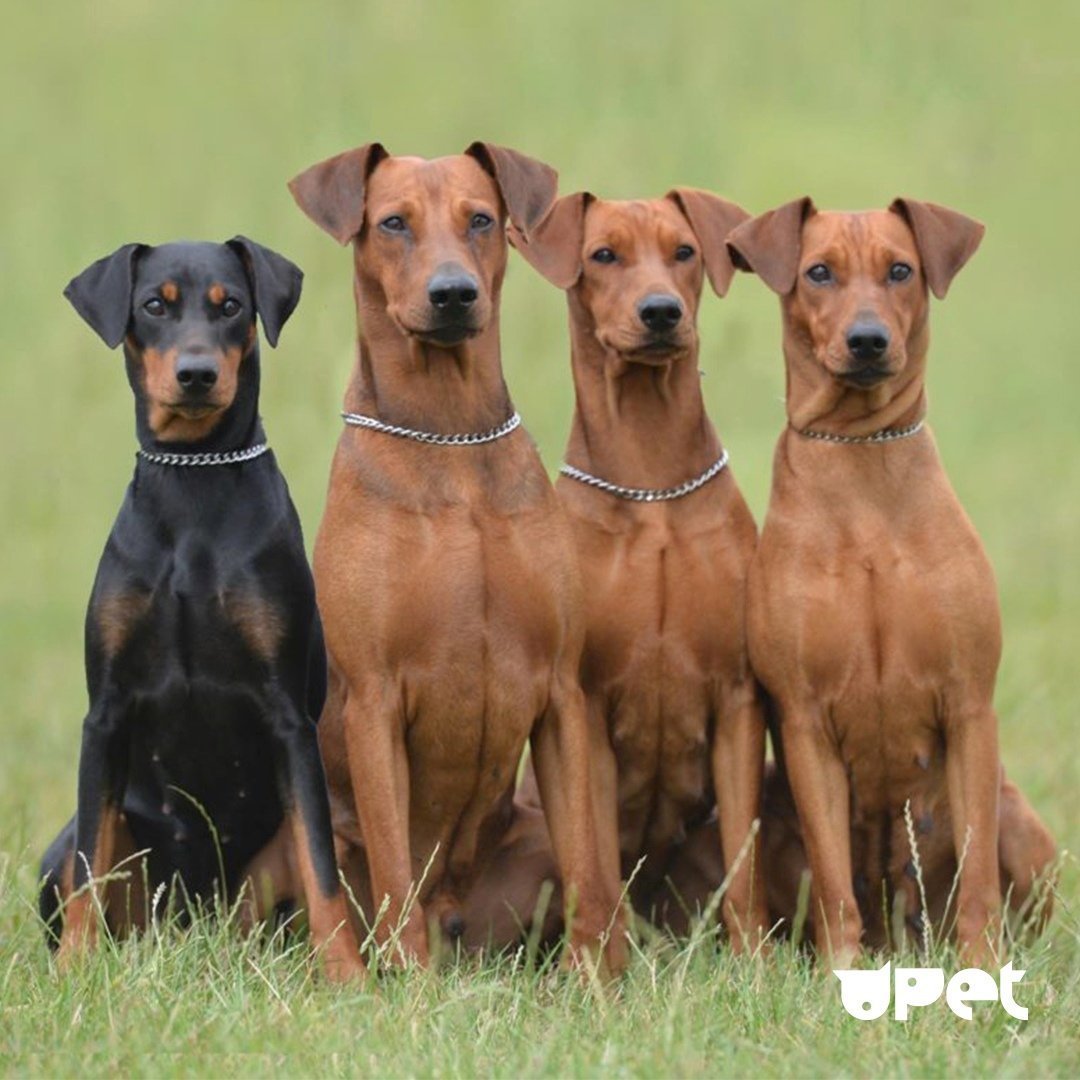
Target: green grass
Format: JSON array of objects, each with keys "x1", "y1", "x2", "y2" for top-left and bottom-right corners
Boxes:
[
  {"x1": 2, "y1": 852, "x2": 1077, "y2": 1078},
  {"x1": 1, "y1": 0, "x2": 1078, "y2": 1074}
]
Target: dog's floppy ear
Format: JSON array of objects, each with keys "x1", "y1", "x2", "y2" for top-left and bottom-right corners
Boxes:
[
  {"x1": 668, "y1": 188, "x2": 751, "y2": 298},
  {"x1": 227, "y1": 237, "x2": 304, "y2": 348},
  {"x1": 508, "y1": 192, "x2": 592, "y2": 289},
  {"x1": 465, "y1": 142, "x2": 559, "y2": 240},
  {"x1": 889, "y1": 198, "x2": 985, "y2": 300},
  {"x1": 726, "y1": 197, "x2": 816, "y2": 295},
  {"x1": 63, "y1": 244, "x2": 145, "y2": 348},
  {"x1": 288, "y1": 143, "x2": 390, "y2": 245}
]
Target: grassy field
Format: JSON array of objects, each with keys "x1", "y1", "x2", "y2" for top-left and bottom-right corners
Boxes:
[{"x1": 1, "y1": 1, "x2": 1078, "y2": 1075}]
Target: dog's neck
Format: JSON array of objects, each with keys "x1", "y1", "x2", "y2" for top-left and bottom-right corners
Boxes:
[
  {"x1": 127, "y1": 341, "x2": 265, "y2": 455},
  {"x1": 344, "y1": 271, "x2": 513, "y2": 435},
  {"x1": 564, "y1": 293, "x2": 720, "y2": 489},
  {"x1": 782, "y1": 327, "x2": 929, "y2": 439}
]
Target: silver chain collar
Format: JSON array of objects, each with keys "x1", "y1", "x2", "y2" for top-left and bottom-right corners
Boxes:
[
  {"x1": 793, "y1": 418, "x2": 925, "y2": 445},
  {"x1": 136, "y1": 442, "x2": 270, "y2": 467},
  {"x1": 341, "y1": 410, "x2": 521, "y2": 446},
  {"x1": 559, "y1": 450, "x2": 729, "y2": 503}
]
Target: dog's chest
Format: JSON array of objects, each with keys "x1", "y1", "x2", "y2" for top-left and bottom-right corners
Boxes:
[
  {"x1": 754, "y1": 508, "x2": 1001, "y2": 814},
  {"x1": 324, "y1": 500, "x2": 574, "y2": 810},
  {"x1": 578, "y1": 520, "x2": 746, "y2": 823},
  {"x1": 584, "y1": 519, "x2": 741, "y2": 692},
  {"x1": 324, "y1": 498, "x2": 573, "y2": 676},
  {"x1": 753, "y1": 504, "x2": 998, "y2": 696},
  {"x1": 96, "y1": 517, "x2": 296, "y2": 693},
  {"x1": 103, "y1": 582, "x2": 280, "y2": 690}
]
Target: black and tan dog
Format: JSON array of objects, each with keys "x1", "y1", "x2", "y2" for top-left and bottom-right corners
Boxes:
[{"x1": 39, "y1": 239, "x2": 365, "y2": 981}]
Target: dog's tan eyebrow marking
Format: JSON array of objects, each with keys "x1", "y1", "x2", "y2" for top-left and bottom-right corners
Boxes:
[
  {"x1": 160, "y1": 281, "x2": 179, "y2": 302},
  {"x1": 207, "y1": 283, "x2": 226, "y2": 305}
]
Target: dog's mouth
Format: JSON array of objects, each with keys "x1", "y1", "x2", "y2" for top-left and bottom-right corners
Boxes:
[
  {"x1": 609, "y1": 332, "x2": 691, "y2": 364},
  {"x1": 839, "y1": 365, "x2": 893, "y2": 389},
  {"x1": 165, "y1": 401, "x2": 225, "y2": 419},
  {"x1": 405, "y1": 322, "x2": 482, "y2": 348},
  {"x1": 628, "y1": 343, "x2": 688, "y2": 364}
]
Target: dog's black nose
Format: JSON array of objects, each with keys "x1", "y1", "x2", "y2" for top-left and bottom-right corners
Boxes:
[
  {"x1": 428, "y1": 266, "x2": 479, "y2": 312},
  {"x1": 638, "y1": 294, "x2": 683, "y2": 332},
  {"x1": 846, "y1": 322, "x2": 890, "y2": 361},
  {"x1": 175, "y1": 353, "x2": 219, "y2": 392}
]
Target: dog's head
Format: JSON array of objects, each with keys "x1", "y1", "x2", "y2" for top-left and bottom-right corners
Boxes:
[
  {"x1": 510, "y1": 190, "x2": 748, "y2": 364},
  {"x1": 727, "y1": 198, "x2": 983, "y2": 390},
  {"x1": 289, "y1": 142, "x2": 558, "y2": 350},
  {"x1": 64, "y1": 239, "x2": 302, "y2": 443}
]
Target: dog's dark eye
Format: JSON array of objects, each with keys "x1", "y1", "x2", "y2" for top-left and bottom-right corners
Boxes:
[
  {"x1": 591, "y1": 247, "x2": 617, "y2": 265},
  {"x1": 143, "y1": 298, "x2": 166, "y2": 316},
  {"x1": 805, "y1": 263, "x2": 832, "y2": 285},
  {"x1": 888, "y1": 262, "x2": 913, "y2": 283},
  {"x1": 222, "y1": 298, "x2": 241, "y2": 317},
  {"x1": 470, "y1": 212, "x2": 495, "y2": 231},
  {"x1": 379, "y1": 215, "x2": 407, "y2": 234},
  {"x1": 674, "y1": 245, "x2": 695, "y2": 262}
]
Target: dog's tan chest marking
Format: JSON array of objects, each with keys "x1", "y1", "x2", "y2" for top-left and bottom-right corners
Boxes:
[
  {"x1": 221, "y1": 591, "x2": 285, "y2": 661},
  {"x1": 96, "y1": 591, "x2": 153, "y2": 657}
]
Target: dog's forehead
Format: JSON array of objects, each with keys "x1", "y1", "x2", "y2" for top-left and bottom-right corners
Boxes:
[
  {"x1": 803, "y1": 210, "x2": 917, "y2": 253},
  {"x1": 586, "y1": 198, "x2": 689, "y2": 242},
  {"x1": 137, "y1": 243, "x2": 249, "y2": 290},
  {"x1": 368, "y1": 154, "x2": 499, "y2": 207}
]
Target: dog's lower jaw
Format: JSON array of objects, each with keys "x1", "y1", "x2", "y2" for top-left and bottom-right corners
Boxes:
[
  {"x1": 147, "y1": 402, "x2": 227, "y2": 442},
  {"x1": 414, "y1": 326, "x2": 480, "y2": 348},
  {"x1": 624, "y1": 346, "x2": 690, "y2": 367},
  {"x1": 837, "y1": 365, "x2": 895, "y2": 390},
  {"x1": 597, "y1": 329, "x2": 691, "y2": 362}
]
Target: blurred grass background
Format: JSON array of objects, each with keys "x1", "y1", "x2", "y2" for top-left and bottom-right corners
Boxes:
[{"x1": 1, "y1": 0, "x2": 1077, "y2": 1073}]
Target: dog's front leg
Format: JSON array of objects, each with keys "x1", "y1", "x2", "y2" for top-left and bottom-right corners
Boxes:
[
  {"x1": 944, "y1": 702, "x2": 1002, "y2": 966},
  {"x1": 585, "y1": 696, "x2": 622, "y2": 918},
  {"x1": 532, "y1": 674, "x2": 627, "y2": 978},
  {"x1": 781, "y1": 707, "x2": 861, "y2": 967},
  {"x1": 57, "y1": 693, "x2": 128, "y2": 968},
  {"x1": 342, "y1": 683, "x2": 428, "y2": 967},
  {"x1": 271, "y1": 689, "x2": 367, "y2": 983},
  {"x1": 712, "y1": 681, "x2": 769, "y2": 952}
]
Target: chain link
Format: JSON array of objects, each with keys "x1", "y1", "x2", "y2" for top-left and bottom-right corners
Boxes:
[
  {"x1": 793, "y1": 418, "x2": 925, "y2": 445},
  {"x1": 136, "y1": 442, "x2": 270, "y2": 467},
  {"x1": 341, "y1": 410, "x2": 521, "y2": 446},
  {"x1": 559, "y1": 450, "x2": 729, "y2": 503}
]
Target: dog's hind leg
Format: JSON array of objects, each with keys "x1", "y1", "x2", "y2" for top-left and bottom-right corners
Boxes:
[
  {"x1": 39, "y1": 817, "x2": 76, "y2": 949},
  {"x1": 998, "y1": 776, "x2": 1057, "y2": 935}
]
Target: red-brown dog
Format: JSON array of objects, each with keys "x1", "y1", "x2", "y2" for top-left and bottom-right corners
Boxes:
[
  {"x1": 511, "y1": 191, "x2": 770, "y2": 947},
  {"x1": 288, "y1": 143, "x2": 625, "y2": 973},
  {"x1": 727, "y1": 198, "x2": 1056, "y2": 965}
]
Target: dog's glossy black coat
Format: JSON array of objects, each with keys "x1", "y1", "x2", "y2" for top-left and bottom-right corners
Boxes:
[{"x1": 40, "y1": 240, "x2": 340, "y2": 940}]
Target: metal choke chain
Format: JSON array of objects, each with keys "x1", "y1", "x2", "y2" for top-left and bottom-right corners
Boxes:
[
  {"x1": 793, "y1": 419, "x2": 925, "y2": 445},
  {"x1": 341, "y1": 410, "x2": 522, "y2": 446},
  {"x1": 136, "y1": 443, "x2": 270, "y2": 467},
  {"x1": 559, "y1": 450, "x2": 730, "y2": 503}
]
